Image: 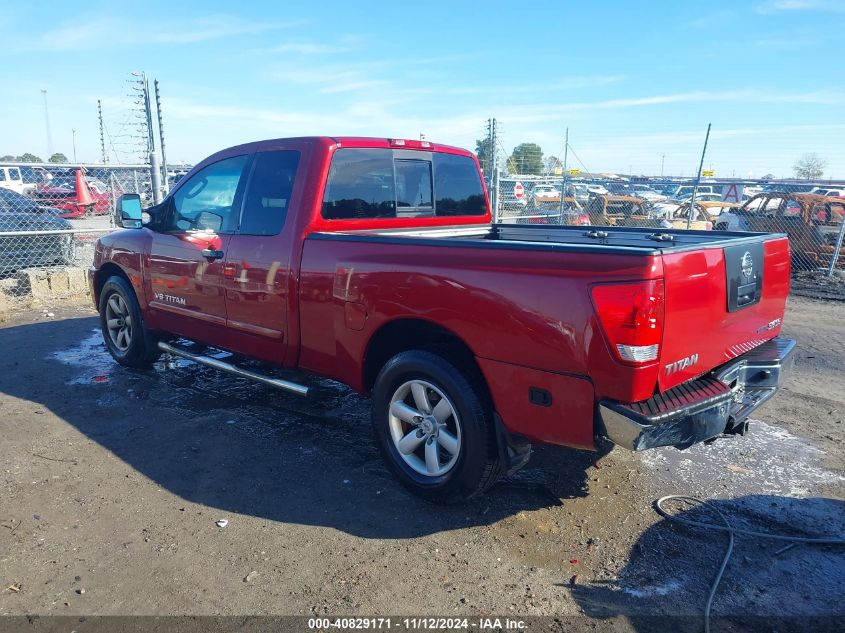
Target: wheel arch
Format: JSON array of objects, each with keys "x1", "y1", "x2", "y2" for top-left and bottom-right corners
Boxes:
[
  {"x1": 362, "y1": 318, "x2": 487, "y2": 399},
  {"x1": 94, "y1": 262, "x2": 132, "y2": 308}
]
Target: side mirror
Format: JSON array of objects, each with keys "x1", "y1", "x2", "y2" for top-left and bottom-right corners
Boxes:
[{"x1": 117, "y1": 193, "x2": 143, "y2": 228}]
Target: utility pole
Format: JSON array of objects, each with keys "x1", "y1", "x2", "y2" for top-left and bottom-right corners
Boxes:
[
  {"x1": 686, "y1": 123, "x2": 712, "y2": 229},
  {"x1": 154, "y1": 79, "x2": 169, "y2": 194},
  {"x1": 489, "y1": 118, "x2": 498, "y2": 223},
  {"x1": 72, "y1": 129, "x2": 77, "y2": 163},
  {"x1": 131, "y1": 72, "x2": 162, "y2": 204},
  {"x1": 41, "y1": 89, "x2": 53, "y2": 159},
  {"x1": 558, "y1": 128, "x2": 569, "y2": 223},
  {"x1": 98, "y1": 99, "x2": 108, "y2": 164}
]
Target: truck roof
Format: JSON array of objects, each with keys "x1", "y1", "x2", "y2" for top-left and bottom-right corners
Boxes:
[{"x1": 200, "y1": 136, "x2": 474, "y2": 166}]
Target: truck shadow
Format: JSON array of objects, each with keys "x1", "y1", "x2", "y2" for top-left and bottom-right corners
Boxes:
[
  {"x1": 569, "y1": 494, "x2": 845, "y2": 631},
  {"x1": 0, "y1": 315, "x2": 611, "y2": 539}
]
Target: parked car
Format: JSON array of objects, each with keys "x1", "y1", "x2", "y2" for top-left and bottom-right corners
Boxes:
[
  {"x1": 0, "y1": 165, "x2": 32, "y2": 195},
  {"x1": 666, "y1": 184, "x2": 718, "y2": 200},
  {"x1": 499, "y1": 185, "x2": 528, "y2": 217},
  {"x1": 716, "y1": 192, "x2": 845, "y2": 269},
  {"x1": 631, "y1": 184, "x2": 666, "y2": 203},
  {"x1": 0, "y1": 187, "x2": 62, "y2": 215},
  {"x1": 31, "y1": 169, "x2": 110, "y2": 218},
  {"x1": 517, "y1": 198, "x2": 588, "y2": 225},
  {"x1": 760, "y1": 183, "x2": 816, "y2": 194},
  {"x1": 0, "y1": 188, "x2": 75, "y2": 274},
  {"x1": 565, "y1": 183, "x2": 591, "y2": 206},
  {"x1": 532, "y1": 185, "x2": 560, "y2": 204},
  {"x1": 586, "y1": 194, "x2": 648, "y2": 225},
  {"x1": 810, "y1": 187, "x2": 845, "y2": 197},
  {"x1": 91, "y1": 136, "x2": 794, "y2": 503}
]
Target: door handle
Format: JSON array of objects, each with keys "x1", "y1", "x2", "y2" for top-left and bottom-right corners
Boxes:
[{"x1": 201, "y1": 249, "x2": 225, "y2": 260}]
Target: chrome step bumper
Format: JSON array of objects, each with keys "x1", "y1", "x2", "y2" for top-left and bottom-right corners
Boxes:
[{"x1": 598, "y1": 337, "x2": 796, "y2": 451}]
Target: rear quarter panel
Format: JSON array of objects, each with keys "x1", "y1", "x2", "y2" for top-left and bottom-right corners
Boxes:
[{"x1": 298, "y1": 236, "x2": 662, "y2": 447}]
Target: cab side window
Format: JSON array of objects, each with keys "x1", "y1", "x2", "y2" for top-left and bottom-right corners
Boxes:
[
  {"x1": 239, "y1": 150, "x2": 300, "y2": 235},
  {"x1": 167, "y1": 155, "x2": 249, "y2": 233}
]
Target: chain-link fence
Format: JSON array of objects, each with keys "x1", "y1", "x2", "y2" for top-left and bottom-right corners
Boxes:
[
  {"x1": 0, "y1": 163, "x2": 159, "y2": 301},
  {"x1": 4, "y1": 131, "x2": 845, "y2": 306},
  {"x1": 482, "y1": 122, "x2": 845, "y2": 299}
]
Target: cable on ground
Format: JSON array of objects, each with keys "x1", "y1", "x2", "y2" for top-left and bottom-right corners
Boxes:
[{"x1": 654, "y1": 495, "x2": 845, "y2": 633}]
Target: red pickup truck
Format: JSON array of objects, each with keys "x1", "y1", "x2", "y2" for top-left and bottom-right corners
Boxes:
[{"x1": 90, "y1": 137, "x2": 795, "y2": 503}]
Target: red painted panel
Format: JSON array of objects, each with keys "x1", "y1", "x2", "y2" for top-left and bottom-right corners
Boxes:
[
  {"x1": 477, "y1": 357, "x2": 595, "y2": 449},
  {"x1": 657, "y1": 237, "x2": 790, "y2": 392}
]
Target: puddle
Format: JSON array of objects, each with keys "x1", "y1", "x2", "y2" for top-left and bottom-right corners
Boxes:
[
  {"x1": 641, "y1": 419, "x2": 845, "y2": 497},
  {"x1": 51, "y1": 330, "x2": 116, "y2": 385}
]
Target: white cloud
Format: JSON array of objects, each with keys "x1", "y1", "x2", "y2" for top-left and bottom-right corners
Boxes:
[
  {"x1": 757, "y1": 0, "x2": 845, "y2": 13},
  {"x1": 30, "y1": 15, "x2": 302, "y2": 52}
]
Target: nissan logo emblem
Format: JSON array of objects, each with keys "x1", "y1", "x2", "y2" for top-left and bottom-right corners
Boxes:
[{"x1": 741, "y1": 251, "x2": 753, "y2": 278}]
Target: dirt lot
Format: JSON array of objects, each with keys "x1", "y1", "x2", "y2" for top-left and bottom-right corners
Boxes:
[{"x1": 1, "y1": 296, "x2": 843, "y2": 630}]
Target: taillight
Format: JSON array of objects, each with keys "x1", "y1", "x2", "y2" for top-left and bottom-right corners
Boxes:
[{"x1": 591, "y1": 280, "x2": 665, "y2": 364}]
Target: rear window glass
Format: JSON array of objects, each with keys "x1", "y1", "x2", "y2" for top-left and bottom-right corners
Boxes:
[
  {"x1": 322, "y1": 148, "x2": 486, "y2": 220},
  {"x1": 322, "y1": 149, "x2": 396, "y2": 220},
  {"x1": 434, "y1": 153, "x2": 486, "y2": 216},
  {"x1": 395, "y1": 159, "x2": 433, "y2": 212}
]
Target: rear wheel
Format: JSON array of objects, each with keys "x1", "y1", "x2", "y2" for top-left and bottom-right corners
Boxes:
[
  {"x1": 99, "y1": 275, "x2": 160, "y2": 368},
  {"x1": 371, "y1": 350, "x2": 502, "y2": 504}
]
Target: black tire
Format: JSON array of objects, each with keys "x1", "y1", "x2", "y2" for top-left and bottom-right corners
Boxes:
[
  {"x1": 371, "y1": 350, "x2": 502, "y2": 504},
  {"x1": 99, "y1": 275, "x2": 161, "y2": 369}
]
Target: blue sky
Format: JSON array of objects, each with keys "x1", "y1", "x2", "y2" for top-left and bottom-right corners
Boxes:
[{"x1": 1, "y1": 0, "x2": 843, "y2": 178}]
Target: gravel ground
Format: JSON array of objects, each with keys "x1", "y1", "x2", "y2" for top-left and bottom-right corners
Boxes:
[{"x1": 0, "y1": 296, "x2": 842, "y2": 631}]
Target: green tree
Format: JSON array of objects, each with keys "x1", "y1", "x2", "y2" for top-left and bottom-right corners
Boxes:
[
  {"x1": 793, "y1": 153, "x2": 826, "y2": 180},
  {"x1": 475, "y1": 137, "x2": 494, "y2": 174},
  {"x1": 509, "y1": 143, "x2": 544, "y2": 175},
  {"x1": 48, "y1": 153, "x2": 69, "y2": 163},
  {"x1": 0, "y1": 154, "x2": 17, "y2": 161},
  {"x1": 19, "y1": 153, "x2": 43, "y2": 163}
]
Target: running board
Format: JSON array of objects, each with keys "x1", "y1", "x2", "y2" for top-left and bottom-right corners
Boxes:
[{"x1": 157, "y1": 341, "x2": 309, "y2": 397}]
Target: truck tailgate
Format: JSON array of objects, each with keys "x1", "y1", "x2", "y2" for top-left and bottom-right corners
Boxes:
[{"x1": 657, "y1": 235, "x2": 791, "y2": 391}]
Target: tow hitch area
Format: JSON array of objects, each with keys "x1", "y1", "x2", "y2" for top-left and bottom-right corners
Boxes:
[{"x1": 598, "y1": 337, "x2": 796, "y2": 451}]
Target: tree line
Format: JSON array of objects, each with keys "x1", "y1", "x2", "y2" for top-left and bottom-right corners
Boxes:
[
  {"x1": 475, "y1": 138, "x2": 829, "y2": 180},
  {"x1": 0, "y1": 153, "x2": 70, "y2": 163}
]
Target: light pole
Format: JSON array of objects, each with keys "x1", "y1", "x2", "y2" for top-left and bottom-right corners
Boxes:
[
  {"x1": 41, "y1": 89, "x2": 54, "y2": 159},
  {"x1": 72, "y1": 129, "x2": 77, "y2": 163},
  {"x1": 661, "y1": 153, "x2": 665, "y2": 178}
]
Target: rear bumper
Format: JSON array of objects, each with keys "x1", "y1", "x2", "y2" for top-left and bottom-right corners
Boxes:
[{"x1": 598, "y1": 337, "x2": 796, "y2": 451}]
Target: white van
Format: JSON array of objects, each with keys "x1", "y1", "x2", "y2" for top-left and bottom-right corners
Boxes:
[
  {"x1": 0, "y1": 165, "x2": 32, "y2": 195},
  {"x1": 668, "y1": 184, "x2": 718, "y2": 200}
]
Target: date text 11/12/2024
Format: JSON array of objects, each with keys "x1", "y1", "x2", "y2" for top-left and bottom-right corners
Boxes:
[{"x1": 307, "y1": 617, "x2": 527, "y2": 630}]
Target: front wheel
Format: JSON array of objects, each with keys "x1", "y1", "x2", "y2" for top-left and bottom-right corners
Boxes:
[
  {"x1": 371, "y1": 350, "x2": 502, "y2": 504},
  {"x1": 99, "y1": 275, "x2": 161, "y2": 369}
]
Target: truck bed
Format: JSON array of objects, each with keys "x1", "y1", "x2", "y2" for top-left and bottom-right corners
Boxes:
[
  {"x1": 305, "y1": 222, "x2": 791, "y2": 403},
  {"x1": 311, "y1": 223, "x2": 783, "y2": 256}
]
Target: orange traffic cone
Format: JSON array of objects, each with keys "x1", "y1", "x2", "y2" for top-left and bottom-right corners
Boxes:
[{"x1": 74, "y1": 168, "x2": 94, "y2": 215}]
